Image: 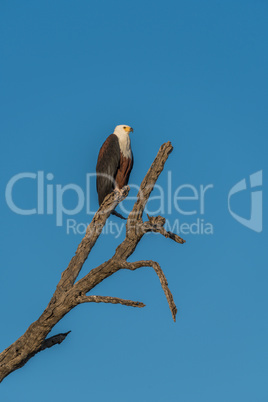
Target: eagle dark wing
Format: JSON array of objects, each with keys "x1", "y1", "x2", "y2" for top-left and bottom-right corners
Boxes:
[{"x1": 96, "y1": 134, "x2": 120, "y2": 205}]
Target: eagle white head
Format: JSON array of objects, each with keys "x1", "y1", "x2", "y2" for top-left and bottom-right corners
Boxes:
[
  {"x1": 113, "y1": 125, "x2": 134, "y2": 158},
  {"x1": 114, "y1": 125, "x2": 133, "y2": 137}
]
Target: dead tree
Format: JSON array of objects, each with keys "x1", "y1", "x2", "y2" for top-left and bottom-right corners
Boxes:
[{"x1": 0, "y1": 141, "x2": 185, "y2": 383}]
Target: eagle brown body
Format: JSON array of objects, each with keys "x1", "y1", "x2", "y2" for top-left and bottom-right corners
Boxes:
[
  {"x1": 115, "y1": 150, "x2": 133, "y2": 189},
  {"x1": 96, "y1": 126, "x2": 134, "y2": 209}
]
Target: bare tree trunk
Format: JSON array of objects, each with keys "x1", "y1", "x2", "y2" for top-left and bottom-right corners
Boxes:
[{"x1": 0, "y1": 141, "x2": 185, "y2": 383}]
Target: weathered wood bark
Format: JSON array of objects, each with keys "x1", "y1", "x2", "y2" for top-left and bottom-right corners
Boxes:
[{"x1": 0, "y1": 141, "x2": 185, "y2": 383}]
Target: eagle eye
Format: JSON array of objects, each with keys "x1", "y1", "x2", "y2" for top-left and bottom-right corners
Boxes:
[{"x1": 123, "y1": 126, "x2": 126, "y2": 129}]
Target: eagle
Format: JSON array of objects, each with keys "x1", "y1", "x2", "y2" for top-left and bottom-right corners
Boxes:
[{"x1": 96, "y1": 124, "x2": 134, "y2": 218}]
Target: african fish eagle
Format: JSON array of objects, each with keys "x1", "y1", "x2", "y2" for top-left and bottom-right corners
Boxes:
[{"x1": 96, "y1": 124, "x2": 134, "y2": 216}]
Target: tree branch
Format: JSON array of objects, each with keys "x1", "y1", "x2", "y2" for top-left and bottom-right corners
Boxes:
[
  {"x1": 39, "y1": 331, "x2": 72, "y2": 352},
  {"x1": 128, "y1": 141, "x2": 174, "y2": 223},
  {"x1": 57, "y1": 186, "x2": 130, "y2": 293},
  {"x1": 0, "y1": 141, "x2": 185, "y2": 383},
  {"x1": 119, "y1": 260, "x2": 177, "y2": 322},
  {"x1": 143, "y1": 215, "x2": 186, "y2": 244},
  {"x1": 77, "y1": 295, "x2": 145, "y2": 308}
]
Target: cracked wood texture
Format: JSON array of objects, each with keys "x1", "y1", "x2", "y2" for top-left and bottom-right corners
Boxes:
[{"x1": 0, "y1": 141, "x2": 185, "y2": 383}]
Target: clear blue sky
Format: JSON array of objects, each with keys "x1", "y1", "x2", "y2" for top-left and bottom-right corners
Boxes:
[{"x1": 1, "y1": 1, "x2": 267, "y2": 401}]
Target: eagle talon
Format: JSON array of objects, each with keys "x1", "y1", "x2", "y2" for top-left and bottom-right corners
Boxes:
[{"x1": 114, "y1": 187, "x2": 125, "y2": 197}]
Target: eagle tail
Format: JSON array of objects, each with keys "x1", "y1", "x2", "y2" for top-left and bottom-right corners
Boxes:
[{"x1": 111, "y1": 210, "x2": 127, "y2": 220}]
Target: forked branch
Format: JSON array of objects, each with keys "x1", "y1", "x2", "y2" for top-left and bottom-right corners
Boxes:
[
  {"x1": 119, "y1": 260, "x2": 177, "y2": 321},
  {"x1": 77, "y1": 295, "x2": 145, "y2": 308},
  {"x1": 0, "y1": 141, "x2": 185, "y2": 383}
]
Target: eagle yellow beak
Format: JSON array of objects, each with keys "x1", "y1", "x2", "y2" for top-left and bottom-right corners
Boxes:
[{"x1": 124, "y1": 126, "x2": 134, "y2": 133}]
